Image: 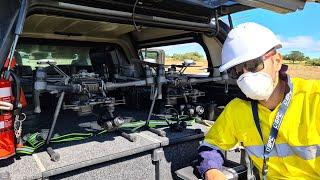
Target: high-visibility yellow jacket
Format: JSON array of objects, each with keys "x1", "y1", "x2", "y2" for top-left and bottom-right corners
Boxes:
[{"x1": 204, "y1": 77, "x2": 320, "y2": 179}]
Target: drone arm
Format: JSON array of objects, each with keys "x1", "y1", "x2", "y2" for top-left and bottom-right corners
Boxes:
[
  {"x1": 105, "y1": 80, "x2": 147, "y2": 90},
  {"x1": 33, "y1": 65, "x2": 74, "y2": 113},
  {"x1": 188, "y1": 77, "x2": 222, "y2": 84}
]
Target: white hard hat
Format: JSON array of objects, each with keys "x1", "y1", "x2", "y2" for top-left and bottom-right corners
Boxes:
[{"x1": 219, "y1": 22, "x2": 281, "y2": 72}]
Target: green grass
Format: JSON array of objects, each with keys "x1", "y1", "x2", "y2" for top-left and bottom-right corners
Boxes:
[{"x1": 305, "y1": 60, "x2": 320, "y2": 66}]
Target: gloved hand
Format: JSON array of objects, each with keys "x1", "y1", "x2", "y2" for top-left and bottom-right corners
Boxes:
[{"x1": 205, "y1": 169, "x2": 227, "y2": 180}]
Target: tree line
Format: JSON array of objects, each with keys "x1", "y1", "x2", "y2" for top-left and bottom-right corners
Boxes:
[
  {"x1": 283, "y1": 51, "x2": 320, "y2": 66},
  {"x1": 167, "y1": 52, "x2": 205, "y2": 61},
  {"x1": 166, "y1": 50, "x2": 320, "y2": 66}
]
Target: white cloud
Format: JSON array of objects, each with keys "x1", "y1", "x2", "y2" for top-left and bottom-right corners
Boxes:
[
  {"x1": 277, "y1": 35, "x2": 320, "y2": 52},
  {"x1": 158, "y1": 45, "x2": 175, "y2": 52},
  {"x1": 159, "y1": 43, "x2": 199, "y2": 51}
]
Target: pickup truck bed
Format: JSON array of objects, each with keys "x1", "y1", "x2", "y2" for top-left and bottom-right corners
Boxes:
[{"x1": 1, "y1": 108, "x2": 212, "y2": 180}]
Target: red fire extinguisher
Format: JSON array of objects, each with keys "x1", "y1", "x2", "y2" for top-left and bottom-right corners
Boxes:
[
  {"x1": 0, "y1": 79, "x2": 15, "y2": 159},
  {"x1": 0, "y1": 54, "x2": 27, "y2": 159}
]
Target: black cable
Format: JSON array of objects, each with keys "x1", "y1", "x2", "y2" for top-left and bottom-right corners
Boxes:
[
  {"x1": 132, "y1": 0, "x2": 142, "y2": 32},
  {"x1": 9, "y1": 70, "x2": 21, "y2": 108}
]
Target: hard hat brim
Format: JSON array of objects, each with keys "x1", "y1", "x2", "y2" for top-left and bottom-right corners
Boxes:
[{"x1": 219, "y1": 54, "x2": 254, "y2": 72}]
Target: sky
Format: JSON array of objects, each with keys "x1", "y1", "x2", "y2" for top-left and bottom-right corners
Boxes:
[{"x1": 160, "y1": 2, "x2": 320, "y2": 59}]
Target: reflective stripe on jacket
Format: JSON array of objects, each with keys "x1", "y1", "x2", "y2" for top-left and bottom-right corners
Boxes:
[{"x1": 204, "y1": 77, "x2": 320, "y2": 179}]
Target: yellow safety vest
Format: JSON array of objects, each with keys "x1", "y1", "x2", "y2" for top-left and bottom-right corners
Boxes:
[{"x1": 204, "y1": 77, "x2": 320, "y2": 179}]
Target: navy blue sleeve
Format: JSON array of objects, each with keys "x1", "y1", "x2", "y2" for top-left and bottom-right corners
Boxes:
[{"x1": 196, "y1": 142, "x2": 225, "y2": 178}]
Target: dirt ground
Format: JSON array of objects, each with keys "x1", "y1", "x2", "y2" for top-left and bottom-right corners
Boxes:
[
  {"x1": 165, "y1": 58, "x2": 320, "y2": 79},
  {"x1": 285, "y1": 63, "x2": 320, "y2": 80}
]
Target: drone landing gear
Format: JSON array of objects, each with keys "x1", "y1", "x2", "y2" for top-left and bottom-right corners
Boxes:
[
  {"x1": 145, "y1": 88, "x2": 166, "y2": 137},
  {"x1": 132, "y1": 88, "x2": 167, "y2": 137},
  {"x1": 45, "y1": 91, "x2": 65, "y2": 162},
  {"x1": 98, "y1": 112, "x2": 137, "y2": 142},
  {"x1": 44, "y1": 92, "x2": 136, "y2": 162}
]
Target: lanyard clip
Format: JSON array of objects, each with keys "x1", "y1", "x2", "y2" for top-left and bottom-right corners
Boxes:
[{"x1": 262, "y1": 157, "x2": 269, "y2": 176}]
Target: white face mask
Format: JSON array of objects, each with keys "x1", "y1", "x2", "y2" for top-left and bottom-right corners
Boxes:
[{"x1": 236, "y1": 72, "x2": 276, "y2": 100}]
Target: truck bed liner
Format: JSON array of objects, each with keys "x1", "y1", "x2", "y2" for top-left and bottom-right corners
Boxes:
[{"x1": 0, "y1": 109, "x2": 209, "y2": 180}]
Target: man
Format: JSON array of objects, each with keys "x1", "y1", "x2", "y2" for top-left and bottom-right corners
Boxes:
[{"x1": 197, "y1": 22, "x2": 320, "y2": 179}]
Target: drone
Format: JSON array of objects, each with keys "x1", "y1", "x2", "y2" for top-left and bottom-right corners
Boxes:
[
  {"x1": 135, "y1": 59, "x2": 226, "y2": 132},
  {"x1": 33, "y1": 59, "x2": 157, "y2": 161},
  {"x1": 33, "y1": 58, "x2": 227, "y2": 161}
]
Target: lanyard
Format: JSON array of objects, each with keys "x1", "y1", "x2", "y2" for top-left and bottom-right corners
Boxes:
[{"x1": 251, "y1": 77, "x2": 293, "y2": 180}]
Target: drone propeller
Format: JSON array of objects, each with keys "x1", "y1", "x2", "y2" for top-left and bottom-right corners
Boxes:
[
  {"x1": 131, "y1": 59, "x2": 201, "y2": 68},
  {"x1": 198, "y1": 65, "x2": 220, "y2": 71},
  {"x1": 168, "y1": 64, "x2": 201, "y2": 68}
]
